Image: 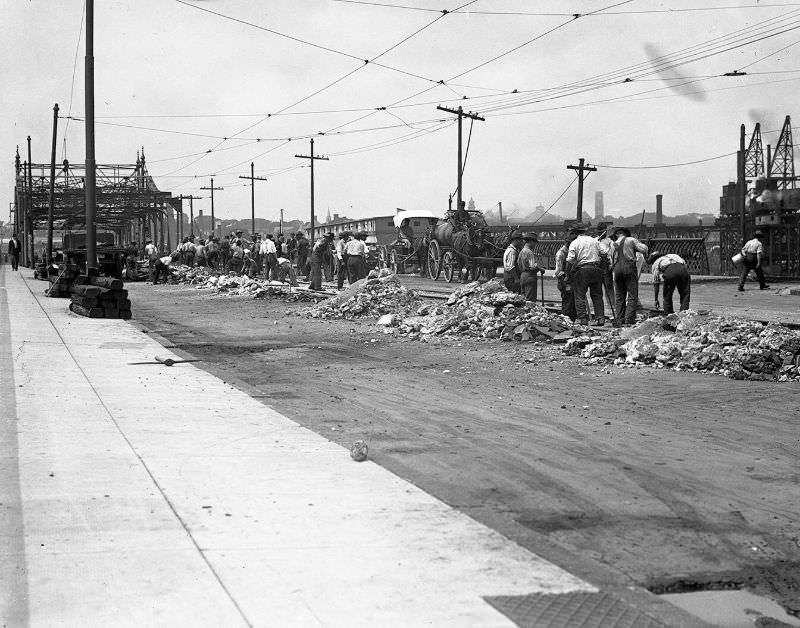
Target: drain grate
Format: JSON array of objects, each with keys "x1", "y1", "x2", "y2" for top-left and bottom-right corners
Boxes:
[{"x1": 484, "y1": 591, "x2": 669, "y2": 628}]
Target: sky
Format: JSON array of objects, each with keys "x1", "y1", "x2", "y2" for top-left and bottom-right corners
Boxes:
[{"x1": 3, "y1": 0, "x2": 800, "y2": 227}]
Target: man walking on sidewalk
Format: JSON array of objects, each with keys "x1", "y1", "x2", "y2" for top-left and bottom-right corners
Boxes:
[
  {"x1": 738, "y1": 230, "x2": 770, "y2": 291},
  {"x1": 7, "y1": 233, "x2": 22, "y2": 271}
]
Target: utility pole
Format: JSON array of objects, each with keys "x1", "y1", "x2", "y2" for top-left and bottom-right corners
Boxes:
[
  {"x1": 295, "y1": 138, "x2": 329, "y2": 240},
  {"x1": 436, "y1": 105, "x2": 485, "y2": 212},
  {"x1": 279, "y1": 208, "x2": 284, "y2": 235},
  {"x1": 47, "y1": 104, "x2": 59, "y2": 263},
  {"x1": 567, "y1": 158, "x2": 597, "y2": 223},
  {"x1": 84, "y1": 0, "x2": 97, "y2": 271},
  {"x1": 26, "y1": 137, "x2": 33, "y2": 268},
  {"x1": 238, "y1": 162, "x2": 267, "y2": 237},
  {"x1": 178, "y1": 195, "x2": 202, "y2": 239},
  {"x1": 737, "y1": 123, "x2": 747, "y2": 242},
  {"x1": 200, "y1": 178, "x2": 223, "y2": 238}
]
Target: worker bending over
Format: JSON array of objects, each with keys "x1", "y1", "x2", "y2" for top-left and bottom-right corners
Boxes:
[{"x1": 649, "y1": 251, "x2": 691, "y2": 314}]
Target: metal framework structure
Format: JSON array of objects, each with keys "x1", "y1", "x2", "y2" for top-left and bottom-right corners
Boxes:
[
  {"x1": 13, "y1": 149, "x2": 177, "y2": 266},
  {"x1": 744, "y1": 122, "x2": 764, "y2": 180},
  {"x1": 768, "y1": 115, "x2": 796, "y2": 189}
]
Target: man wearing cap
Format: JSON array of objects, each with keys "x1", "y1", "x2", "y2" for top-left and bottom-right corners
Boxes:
[
  {"x1": 502, "y1": 231, "x2": 524, "y2": 293},
  {"x1": 738, "y1": 230, "x2": 770, "y2": 291},
  {"x1": 649, "y1": 251, "x2": 690, "y2": 314},
  {"x1": 144, "y1": 239, "x2": 159, "y2": 282},
  {"x1": 260, "y1": 234, "x2": 278, "y2": 280},
  {"x1": 517, "y1": 233, "x2": 545, "y2": 302},
  {"x1": 309, "y1": 232, "x2": 334, "y2": 290},
  {"x1": 335, "y1": 231, "x2": 352, "y2": 289},
  {"x1": 611, "y1": 226, "x2": 649, "y2": 326},
  {"x1": 566, "y1": 223, "x2": 605, "y2": 326},
  {"x1": 554, "y1": 232, "x2": 577, "y2": 319}
]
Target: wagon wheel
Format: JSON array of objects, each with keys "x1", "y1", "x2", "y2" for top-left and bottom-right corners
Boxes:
[
  {"x1": 427, "y1": 241, "x2": 442, "y2": 280},
  {"x1": 443, "y1": 251, "x2": 457, "y2": 283},
  {"x1": 389, "y1": 250, "x2": 405, "y2": 274}
]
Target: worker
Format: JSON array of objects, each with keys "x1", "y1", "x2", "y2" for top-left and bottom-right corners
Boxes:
[
  {"x1": 554, "y1": 233, "x2": 577, "y2": 319},
  {"x1": 144, "y1": 239, "x2": 159, "y2": 282},
  {"x1": 260, "y1": 234, "x2": 278, "y2": 280},
  {"x1": 153, "y1": 254, "x2": 175, "y2": 285},
  {"x1": 242, "y1": 253, "x2": 259, "y2": 279},
  {"x1": 309, "y1": 232, "x2": 334, "y2": 290},
  {"x1": 296, "y1": 233, "x2": 310, "y2": 276},
  {"x1": 206, "y1": 237, "x2": 219, "y2": 269},
  {"x1": 335, "y1": 231, "x2": 352, "y2": 290},
  {"x1": 287, "y1": 233, "x2": 297, "y2": 263},
  {"x1": 195, "y1": 239, "x2": 207, "y2": 267},
  {"x1": 596, "y1": 221, "x2": 616, "y2": 320},
  {"x1": 125, "y1": 241, "x2": 138, "y2": 279},
  {"x1": 738, "y1": 230, "x2": 770, "y2": 291},
  {"x1": 517, "y1": 233, "x2": 544, "y2": 302},
  {"x1": 183, "y1": 237, "x2": 196, "y2": 267},
  {"x1": 276, "y1": 256, "x2": 299, "y2": 286},
  {"x1": 566, "y1": 223, "x2": 605, "y2": 326},
  {"x1": 611, "y1": 226, "x2": 649, "y2": 326},
  {"x1": 502, "y1": 230, "x2": 524, "y2": 292},
  {"x1": 346, "y1": 232, "x2": 368, "y2": 282},
  {"x1": 649, "y1": 250, "x2": 691, "y2": 314}
]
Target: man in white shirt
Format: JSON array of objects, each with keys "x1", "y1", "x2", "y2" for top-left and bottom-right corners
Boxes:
[
  {"x1": 260, "y1": 234, "x2": 278, "y2": 280},
  {"x1": 335, "y1": 231, "x2": 352, "y2": 289},
  {"x1": 144, "y1": 240, "x2": 159, "y2": 282},
  {"x1": 502, "y1": 231, "x2": 524, "y2": 292},
  {"x1": 554, "y1": 233, "x2": 577, "y2": 319},
  {"x1": 649, "y1": 251, "x2": 690, "y2": 314},
  {"x1": 738, "y1": 230, "x2": 770, "y2": 291},
  {"x1": 566, "y1": 223, "x2": 605, "y2": 326},
  {"x1": 345, "y1": 232, "x2": 368, "y2": 282}
]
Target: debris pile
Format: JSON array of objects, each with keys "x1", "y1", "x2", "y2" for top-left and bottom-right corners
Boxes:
[
  {"x1": 307, "y1": 272, "x2": 420, "y2": 319},
  {"x1": 572, "y1": 311, "x2": 800, "y2": 381},
  {"x1": 172, "y1": 265, "x2": 217, "y2": 285},
  {"x1": 394, "y1": 280, "x2": 573, "y2": 340},
  {"x1": 169, "y1": 265, "x2": 321, "y2": 301}
]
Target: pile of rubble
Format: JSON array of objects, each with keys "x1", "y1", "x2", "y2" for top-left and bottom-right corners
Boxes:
[
  {"x1": 394, "y1": 280, "x2": 573, "y2": 341},
  {"x1": 307, "y1": 271, "x2": 420, "y2": 319},
  {"x1": 170, "y1": 265, "x2": 322, "y2": 302},
  {"x1": 568, "y1": 311, "x2": 800, "y2": 382}
]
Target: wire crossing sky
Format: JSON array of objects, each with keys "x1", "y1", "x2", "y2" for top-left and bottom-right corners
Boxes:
[{"x1": 3, "y1": 0, "x2": 800, "y2": 225}]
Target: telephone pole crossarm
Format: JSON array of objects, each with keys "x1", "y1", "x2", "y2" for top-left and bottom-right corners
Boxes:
[
  {"x1": 295, "y1": 138, "x2": 330, "y2": 241},
  {"x1": 566, "y1": 158, "x2": 598, "y2": 223},
  {"x1": 436, "y1": 105, "x2": 485, "y2": 212},
  {"x1": 239, "y1": 162, "x2": 268, "y2": 236},
  {"x1": 199, "y1": 179, "x2": 224, "y2": 237}
]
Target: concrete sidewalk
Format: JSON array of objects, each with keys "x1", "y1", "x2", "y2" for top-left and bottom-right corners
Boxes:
[{"x1": 0, "y1": 265, "x2": 603, "y2": 627}]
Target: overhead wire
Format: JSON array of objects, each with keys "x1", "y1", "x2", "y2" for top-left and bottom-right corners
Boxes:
[{"x1": 62, "y1": 0, "x2": 86, "y2": 162}]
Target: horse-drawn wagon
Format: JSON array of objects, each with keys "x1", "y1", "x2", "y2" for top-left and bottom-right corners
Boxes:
[{"x1": 382, "y1": 210, "x2": 438, "y2": 275}]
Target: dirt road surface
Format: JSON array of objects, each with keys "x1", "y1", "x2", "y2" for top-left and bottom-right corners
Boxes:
[{"x1": 129, "y1": 278, "x2": 800, "y2": 618}]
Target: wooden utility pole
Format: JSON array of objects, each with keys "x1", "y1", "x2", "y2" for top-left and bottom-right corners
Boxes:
[
  {"x1": 567, "y1": 158, "x2": 597, "y2": 223},
  {"x1": 84, "y1": 0, "x2": 97, "y2": 270},
  {"x1": 47, "y1": 104, "x2": 59, "y2": 263},
  {"x1": 737, "y1": 123, "x2": 747, "y2": 242},
  {"x1": 279, "y1": 208, "x2": 284, "y2": 235},
  {"x1": 238, "y1": 162, "x2": 267, "y2": 237},
  {"x1": 200, "y1": 178, "x2": 223, "y2": 237},
  {"x1": 178, "y1": 195, "x2": 202, "y2": 239},
  {"x1": 436, "y1": 106, "x2": 485, "y2": 212},
  {"x1": 295, "y1": 138, "x2": 329, "y2": 240}
]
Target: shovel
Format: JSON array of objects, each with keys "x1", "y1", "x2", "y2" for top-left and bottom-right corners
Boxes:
[{"x1": 128, "y1": 355, "x2": 203, "y2": 367}]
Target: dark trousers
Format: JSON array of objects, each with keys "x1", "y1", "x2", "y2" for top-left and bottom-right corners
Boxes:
[
  {"x1": 10, "y1": 254, "x2": 19, "y2": 271},
  {"x1": 297, "y1": 252, "x2": 308, "y2": 276},
  {"x1": 739, "y1": 254, "x2": 767, "y2": 288},
  {"x1": 503, "y1": 268, "x2": 520, "y2": 293},
  {"x1": 337, "y1": 255, "x2": 349, "y2": 289},
  {"x1": 310, "y1": 261, "x2": 323, "y2": 290},
  {"x1": 573, "y1": 264, "x2": 604, "y2": 322},
  {"x1": 148, "y1": 259, "x2": 157, "y2": 282},
  {"x1": 557, "y1": 278, "x2": 576, "y2": 319},
  {"x1": 347, "y1": 255, "x2": 364, "y2": 283},
  {"x1": 264, "y1": 253, "x2": 278, "y2": 280},
  {"x1": 613, "y1": 266, "x2": 639, "y2": 324},
  {"x1": 184, "y1": 251, "x2": 194, "y2": 267},
  {"x1": 153, "y1": 260, "x2": 170, "y2": 284},
  {"x1": 520, "y1": 270, "x2": 538, "y2": 302},
  {"x1": 662, "y1": 263, "x2": 691, "y2": 314}
]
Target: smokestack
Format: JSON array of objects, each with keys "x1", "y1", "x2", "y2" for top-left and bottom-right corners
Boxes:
[
  {"x1": 594, "y1": 191, "x2": 604, "y2": 219},
  {"x1": 656, "y1": 194, "x2": 663, "y2": 224},
  {"x1": 199, "y1": 209, "x2": 204, "y2": 217},
  {"x1": 498, "y1": 201, "x2": 503, "y2": 223}
]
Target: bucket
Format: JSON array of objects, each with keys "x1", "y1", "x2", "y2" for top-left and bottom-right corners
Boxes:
[{"x1": 731, "y1": 252, "x2": 744, "y2": 265}]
